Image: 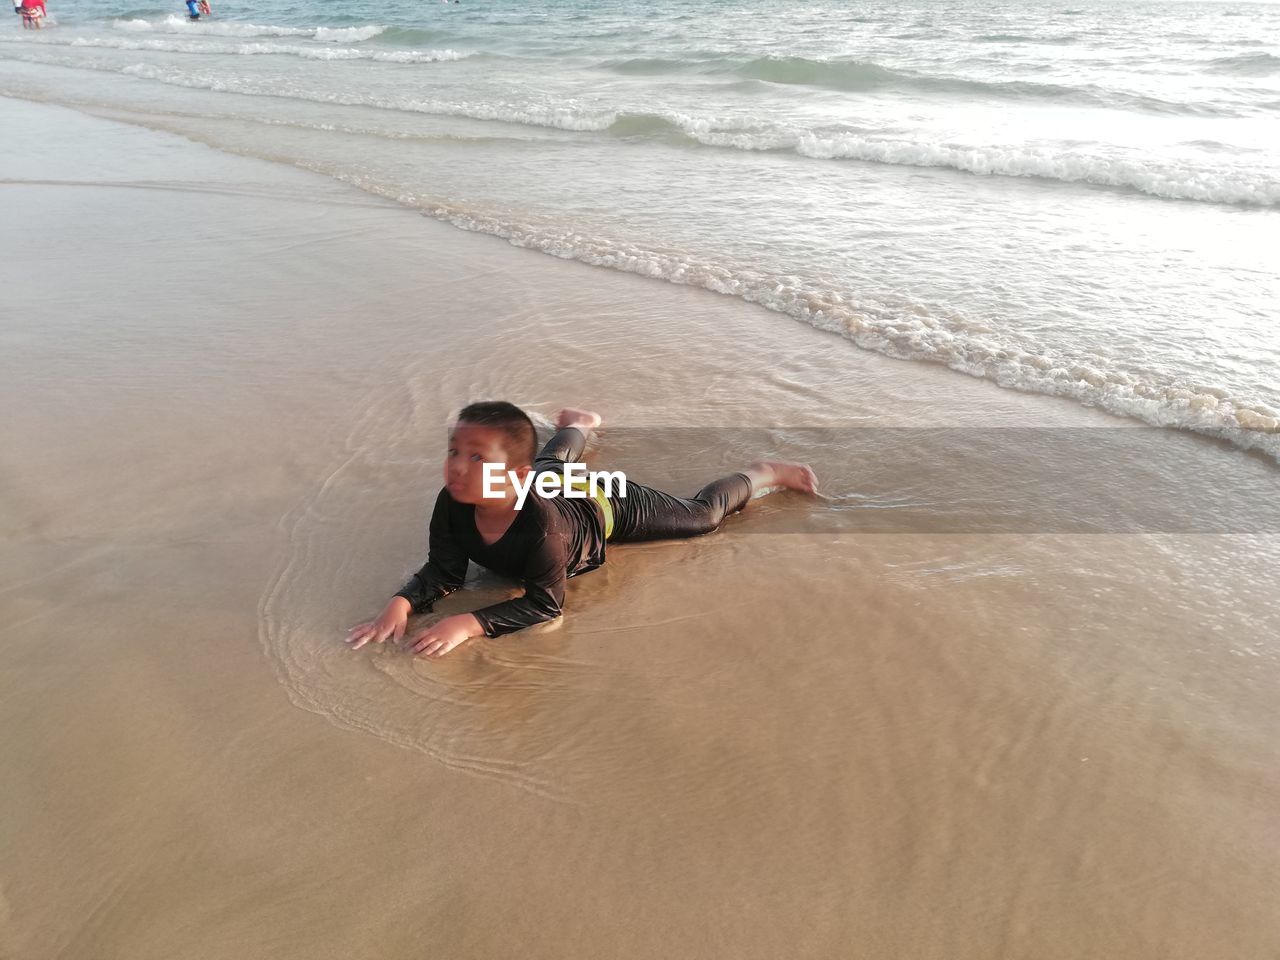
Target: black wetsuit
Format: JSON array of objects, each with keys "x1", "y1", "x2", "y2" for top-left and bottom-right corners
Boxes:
[{"x1": 394, "y1": 427, "x2": 753, "y2": 636}]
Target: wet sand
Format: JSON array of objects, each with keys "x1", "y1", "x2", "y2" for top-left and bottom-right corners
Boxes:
[{"x1": 2, "y1": 97, "x2": 1279, "y2": 959}]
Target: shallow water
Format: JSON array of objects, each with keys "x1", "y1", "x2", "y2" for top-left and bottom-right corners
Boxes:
[{"x1": 2, "y1": 0, "x2": 1278, "y2": 458}]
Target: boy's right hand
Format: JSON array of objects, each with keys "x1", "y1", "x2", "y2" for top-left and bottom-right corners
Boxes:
[{"x1": 345, "y1": 596, "x2": 411, "y2": 650}]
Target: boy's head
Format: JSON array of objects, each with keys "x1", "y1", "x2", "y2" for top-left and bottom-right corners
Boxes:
[{"x1": 445, "y1": 401, "x2": 537, "y2": 504}]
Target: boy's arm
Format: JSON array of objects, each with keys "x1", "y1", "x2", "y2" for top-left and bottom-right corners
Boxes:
[
  {"x1": 410, "y1": 532, "x2": 566, "y2": 656},
  {"x1": 394, "y1": 490, "x2": 469, "y2": 613},
  {"x1": 348, "y1": 490, "x2": 470, "y2": 650},
  {"x1": 469, "y1": 532, "x2": 567, "y2": 637}
]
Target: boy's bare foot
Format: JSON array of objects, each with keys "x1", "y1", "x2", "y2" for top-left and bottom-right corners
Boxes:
[
  {"x1": 557, "y1": 407, "x2": 603, "y2": 432},
  {"x1": 745, "y1": 460, "x2": 819, "y2": 495}
]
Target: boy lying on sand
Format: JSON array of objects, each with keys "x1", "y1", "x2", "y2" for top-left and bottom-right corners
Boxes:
[{"x1": 346, "y1": 401, "x2": 817, "y2": 658}]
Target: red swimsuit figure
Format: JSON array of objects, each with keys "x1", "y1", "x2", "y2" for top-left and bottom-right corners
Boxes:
[{"x1": 20, "y1": 0, "x2": 46, "y2": 29}]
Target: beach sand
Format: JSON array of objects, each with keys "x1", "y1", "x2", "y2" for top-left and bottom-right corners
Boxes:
[{"x1": 2, "y1": 97, "x2": 1279, "y2": 959}]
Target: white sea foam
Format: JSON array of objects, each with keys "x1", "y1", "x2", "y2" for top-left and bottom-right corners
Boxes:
[
  {"x1": 313, "y1": 26, "x2": 386, "y2": 43},
  {"x1": 788, "y1": 134, "x2": 1280, "y2": 206},
  {"x1": 93, "y1": 60, "x2": 623, "y2": 130},
  {"x1": 51, "y1": 35, "x2": 468, "y2": 64},
  {"x1": 299, "y1": 169, "x2": 1280, "y2": 462},
  {"x1": 109, "y1": 15, "x2": 386, "y2": 42},
  {"x1": 5, "y1": 45, "x2": 1272, "y2": 207},
  {"x1": 5, "y1": 4, "x2": 1276, "y2": 463},
  {"x1": 598, "y1": 114, "x2": 1280, "y2": 205},
  {"x1": 13, "y1": 47, "x2": 1271, "y2": 207},
  {"x1": 708, "y1": 130, "x2": 1280, "y2": 206}
]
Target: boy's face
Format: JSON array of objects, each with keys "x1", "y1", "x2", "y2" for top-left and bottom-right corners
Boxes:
[{"x1": 445, "y1": 422, "x2": 530, "y2": 505}]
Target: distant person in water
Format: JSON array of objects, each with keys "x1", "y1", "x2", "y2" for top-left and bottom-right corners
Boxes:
[
  {"x1": 346, "y1": 402, "x2": 818, "y2": 659},
  {"x1": 19, "y1": 0, "x2": 45, "y2": 28},
  {"x1": 185, "y1": 0, "x2": 199, "y2": 18}
]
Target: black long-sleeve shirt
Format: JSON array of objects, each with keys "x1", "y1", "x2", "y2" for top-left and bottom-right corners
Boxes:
[{"x1": 394, "y1": 488, "x2": 607, "y2": 637}]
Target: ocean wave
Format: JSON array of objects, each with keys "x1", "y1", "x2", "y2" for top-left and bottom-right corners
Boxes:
[
  {"x1": 604, "y1": 111, "x2": 687, "y2": 138},
  {"x1": 598, "y1": 113, "x2": 1279, "y2": 206},
  {"x1": 100, "y1": 60, "x2": 620, "y2": 130},
  {"x1": 373, "y1": 26, "x2": 458, "y2": 46},
  {"x1": 109, "y1": 15, "x2": 386, "y2": 42},
  {"x1": 781, "y1": 134, "x2": 1280, "y2": 206},
  {"x1": 975, "y1": 33, "x2": 1079, "y2": 44},
  {"x1": 1206, "y1": 52, "x2": 1280, "y2": 75},
  {"x1": 17, "y1": 53, "x2": 1269, "y2": 206},
  {"x1": 603, "y1": 110, "x2": 770, "y2": 139},
  {"x1": 735, "y1": 57, "x2": 1218, "y2": 116},
  {"x1": 598, "y1": 53, "x2": 1224, "y2": 116},
  {"x1": 298, "y1": 170, "x2": 1280, "y2": 463},
  {"x1": 4, "y1": 74, "x2": 1274, "y2": 461},
  {"x1": 733, "y1": 55, "x2": 901, "y2": 89},
  {"x1": 314, "y1": 25, "x2": 386, "y2": 43},
  {"x1": 15, "y1": 33, "x2": 468, "y2": 64},
  {"x1": 110, "y1": 7, "x2": 170, "y2": 18},
  {"x1": 603, "y1": 56, "x2": 709, "y2": 76}
]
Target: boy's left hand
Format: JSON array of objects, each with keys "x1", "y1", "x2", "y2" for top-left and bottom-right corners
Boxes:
[{"x1": 407, "y1": 613, "x2": 483, "y2": 658}]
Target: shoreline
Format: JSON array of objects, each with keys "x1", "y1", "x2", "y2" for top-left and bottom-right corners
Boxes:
[{"x1": 2, "y1": 54, "x2": 1278, "y2": 461}]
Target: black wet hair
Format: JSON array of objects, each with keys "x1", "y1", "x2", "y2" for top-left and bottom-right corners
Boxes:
[{"x1": 455, "y1": 401, "x2": 538, "y2": 467}]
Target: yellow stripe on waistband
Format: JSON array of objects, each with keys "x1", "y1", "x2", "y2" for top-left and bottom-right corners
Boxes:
[{"x1": 566, "y1": 478, "x2": 615, "y2": 540}]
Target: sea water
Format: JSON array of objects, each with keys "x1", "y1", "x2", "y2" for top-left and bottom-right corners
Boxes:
[{"x1": 2, "y1": 0, "x2": 1278, "y2": 457}]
